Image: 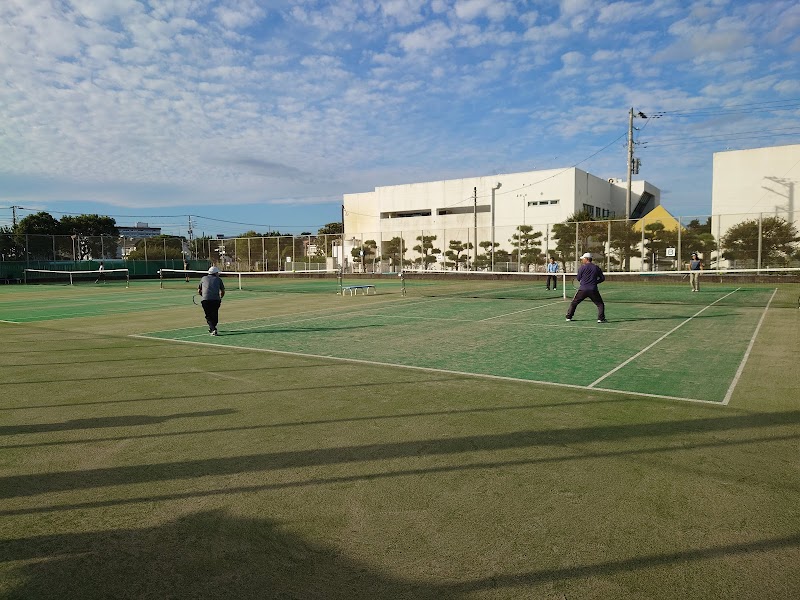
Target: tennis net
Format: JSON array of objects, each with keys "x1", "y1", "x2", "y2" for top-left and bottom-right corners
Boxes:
[
  {"x1": 159, "y1": 269, "x2": 344, "y2": 294},
  {"x1": 24, "y1": 268, "x2": 130, "y2": 287},
  {"x1": 401, "y1": 268, "x2": 800, "y2": 308}
]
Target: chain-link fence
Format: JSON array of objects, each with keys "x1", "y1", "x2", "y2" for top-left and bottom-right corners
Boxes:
[{"x1": 1, "y1": 214, "x2": 798, "y2": 282}]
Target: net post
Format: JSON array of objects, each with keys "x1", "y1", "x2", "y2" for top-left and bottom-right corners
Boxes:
[
  {"x1": 159, "y1": 269, "x2": 164, "y2": 289},
  {"x1": 69, "y1": 273, "x2": 74, "y2": 285},
  {"x1": 337, "y1": 268, "x2": 343, "y2": 295},
  {"x1": 238, "y1": 272, "x2": 243, "y2": 291},
  {"x1": 561, "y1": 272, "x2": 566, "y2": 300},
  {"x1": 400, "y1": 270, "x2": 406, "y2": 296},
  {"x1": 126, "y1": 269, "x2": 130, "y2": 288}
]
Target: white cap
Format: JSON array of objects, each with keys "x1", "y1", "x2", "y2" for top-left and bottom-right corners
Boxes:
[
  {"x1": 208, "y1": 266, "x2": 220, "y2": 274},
  {"x1": 580, "y1": 252, "x2": 592, "y2": 259}
]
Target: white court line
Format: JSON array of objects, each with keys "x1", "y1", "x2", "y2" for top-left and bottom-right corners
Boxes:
[
  {"x1": 722, "y1": 288, "x2": 777, "y2": 405},
  {"x1": 478, "y1": 300, "x2": 565, "y2": 322},
  {"x1": 588, "y1": 288, "x2": 742, "y2": 389},
  {"x1": 129, "y1": 333, "x2": 723, "y2": 405}
]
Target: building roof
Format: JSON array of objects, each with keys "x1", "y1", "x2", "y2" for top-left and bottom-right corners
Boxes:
[{"x1": 632, "y1": 204, "x2": 681, "y2": 232}]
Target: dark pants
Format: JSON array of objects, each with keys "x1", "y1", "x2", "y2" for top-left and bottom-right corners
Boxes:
[
  {"x1": 566, "y1": 289, "x2": 605, "y2": 320},
  {"x1": 201, "y1": 299, "x2": 221, "y2": 331},
  {"x1": 546, "y1": 275, "x2": 557, "y2": 289}
]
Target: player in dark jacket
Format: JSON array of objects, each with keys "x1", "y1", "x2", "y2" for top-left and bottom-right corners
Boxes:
[{"x1": 566, "y1": 253, "x2": 606, "y2": 323}]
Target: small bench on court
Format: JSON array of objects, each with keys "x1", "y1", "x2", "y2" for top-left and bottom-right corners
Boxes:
[{"x1": 342, "y1": 285, "x2": 376, "y2": 296}]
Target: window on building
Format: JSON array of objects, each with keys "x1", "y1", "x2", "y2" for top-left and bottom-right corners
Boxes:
[{"x1": 380, "y1": 209, "x2": 433, "y2": 219}]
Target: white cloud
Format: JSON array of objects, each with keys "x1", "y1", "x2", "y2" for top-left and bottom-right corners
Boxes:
[
  {"x1": 214, "y1": 0, "x2": 265, "y2": 29},
  {"x1": 0, "y1": 0, "x2": 797, "y2": 225},
  {"x1": 395, "y1": 20, "x2": 456, "y2": 53},
  {"x1": 454, "y1": 0, "x2": 515, "y2": 22}
]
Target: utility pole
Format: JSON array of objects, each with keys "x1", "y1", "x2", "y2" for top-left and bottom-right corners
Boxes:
[
  {"x1": 11, "y1": 205, "x2": 18, "y2": 228},
  {"x1": 626, "y1": 107, "x2": 634, "y2": 222},
  {"x1": 626, "y1": 108, "x2": 646, "y2": 221},
  {"x1": 473, "y1": 187, "x2": 478, "y2": 270},
  {"x1": 187, "y1": 216, "x2": 194, "y2": 259}
]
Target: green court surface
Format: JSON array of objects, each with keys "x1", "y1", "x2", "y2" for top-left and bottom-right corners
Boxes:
[
  {"x1": 2, "y1": 277, "x2": 799, "y2": 599},
  {"x1": 140, "y1": 292, "x2": 775, "y2": 404},
  {"x1": 1, "y1": 278, "x2": 793, "y2": 404}
]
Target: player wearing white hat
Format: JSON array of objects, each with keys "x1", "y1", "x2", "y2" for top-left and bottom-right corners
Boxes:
[
  {"x1": 198, "y1": 266, "x2": 225, "y2": 335},
  {"x1": 565, "y1": 253, "x2": 607, "y2": 323}
]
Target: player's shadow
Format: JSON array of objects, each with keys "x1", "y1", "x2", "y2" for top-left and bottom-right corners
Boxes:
[
  {"x1": 0, "y1": 409, "x2": 236, "y2": 436},
  {"x1": 0, "y1": 509, "x2": 445, "y2": 599}
]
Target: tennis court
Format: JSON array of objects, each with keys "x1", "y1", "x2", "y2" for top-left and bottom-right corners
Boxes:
[
  {"x1": 135, "y1": 273, "x2": 793, "y2": 404},
  {"x1": 2, "y1": 273, "x2": 799, "y2": 599}
]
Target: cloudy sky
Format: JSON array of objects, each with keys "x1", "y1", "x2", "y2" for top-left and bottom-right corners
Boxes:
[{"x1": 1, "y1": 0, "x2": 799, "y2": 235}]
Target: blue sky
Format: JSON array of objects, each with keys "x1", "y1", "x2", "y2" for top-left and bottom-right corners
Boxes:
[{"x1": 1, "y1": 0, "x2": 799, "y2": 236}]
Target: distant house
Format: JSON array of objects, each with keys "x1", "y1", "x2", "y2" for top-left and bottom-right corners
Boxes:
[
  {"x1": 118, "y1": 222, "x2": 162, "y2": 239},
  {"x1": 633, "y1": 205, "x2": 682, "y2": 232}
]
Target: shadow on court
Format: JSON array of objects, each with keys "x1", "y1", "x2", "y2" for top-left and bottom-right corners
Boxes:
[
  {"x1": 2, "y1": 410, "x2": 798, "y2": 501},
  {"x1": 0, "y1": 409, "x2": 236, "y2": 436},
  {"x1": 1, "y1": 509, "x2": 797, "y2": 599}
]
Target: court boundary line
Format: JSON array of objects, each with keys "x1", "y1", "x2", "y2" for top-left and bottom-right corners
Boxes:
[
  {"x1": 587, "y1": 289, "x2": 742, "y2": 389},
  {"x1": 129, "y1": 333, "x2": 723, "y2": 406},
  {"x1": 722, "y1": 288, "x2": 778, "y2": 406},
  {"x1": 477, "y1": 299, "x2": 565, "y2": 321}
]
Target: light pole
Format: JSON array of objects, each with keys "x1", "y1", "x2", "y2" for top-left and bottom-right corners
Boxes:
[{"x1": 491, "y1": 182, "x2": 501, "y2": 271}]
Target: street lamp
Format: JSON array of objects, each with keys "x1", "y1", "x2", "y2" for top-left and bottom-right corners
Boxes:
[{"x1": 491, "y1": 182, "x2": 501, "y2": 272}]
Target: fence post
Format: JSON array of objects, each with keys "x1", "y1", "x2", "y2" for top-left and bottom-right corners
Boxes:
[{"x1": 757, "y1": 213, "x2": 763, "y2": 271}]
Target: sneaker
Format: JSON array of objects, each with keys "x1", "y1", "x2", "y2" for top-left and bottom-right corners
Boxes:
[
  {"x1": 210, "y1": 330, "x2": 218, "y2": 336},
  {"x1": 598, "y1": 319, "x2": 608, "y2": 323},
  {"x1": 565, "y1": 317, "x2": 572, "y2": 322}
]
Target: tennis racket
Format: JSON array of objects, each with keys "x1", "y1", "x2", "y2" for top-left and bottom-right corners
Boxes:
[
  {"x1": 192, "y1": 294, "x2": 199, "y2": 306},
  {"x1": 572, "y1": 276, "x2": 580, "y2": 290}
]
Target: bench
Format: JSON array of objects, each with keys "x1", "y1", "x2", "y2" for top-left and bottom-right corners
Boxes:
[{"x1": 342, "y1": 285, "x2": 376, "y2": 296}]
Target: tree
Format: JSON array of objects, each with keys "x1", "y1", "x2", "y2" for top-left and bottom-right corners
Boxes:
[
  {"x1": 127, "y1": 235, "x2": 185, "y2": 260},
  {"x1": 412, "y1": 235, "x2": 441, "y2": 270},
  {"x1": 0, "y1": 225, "x2": 20, "y2": 260},
  {"x1": 383, "y1": 237, "x2": 407, "y2": 270},
  {"x1": 680, "y1": 218, "x2": 716, "y2": 265},
  {"x1": 318, "y1": 222, "x2": 343, "y2": 235},
  {"x1": 509, "y1": 225, "x2": 543, "y2": 272},
  {"x1": 60, "y1": 214, "x2": 119, "y2": 259},
  {"x1": 721, "y1": 216, "x2": 799, "y2": 267},
  {"x1": 643, "y1": 222, "x2": 668, "y2": 270},
  {"x1": 444, "y1": 240, "x2": 472, "y2": 270},
  {"x1": 608, "y1": 220, "x2": 641, "y2": 271},
  {"x1": 551, "y1": 211, "x2": 606, "y2": 268},
  {"x1": 351, "y1": 240, "x2": 378, "y2": 272},
  {"x1": 14, "y1": 212, "x2": 64, "y2": 260},
  {"x1": 475, "y1": 240, "x2": 499, "y2": 270}
]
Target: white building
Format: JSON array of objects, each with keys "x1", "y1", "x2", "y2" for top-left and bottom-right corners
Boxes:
[
  {"x1": 712, "y1": 144, "x2": 800, "y2": 243},
  {"x1": 343, "y1": 167, "x2": 659, "y2": 269}
]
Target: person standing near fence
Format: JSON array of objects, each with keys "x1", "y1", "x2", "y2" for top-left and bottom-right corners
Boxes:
[
  {"x1": 198, "y1": 266, "x2": 225, "y2": 336},
  {"x1": 566, "y1": 253, "x2": 606, "y2": 323},
  {"x1": 95, "y1": 261, "x2": 105, "y2": 284},
  {"x1": 545, "y1": 257, "x2": 559, "y2": 290},
  {"x1": 688, "y1": 252, "x2": 703, "y2": 292}
]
